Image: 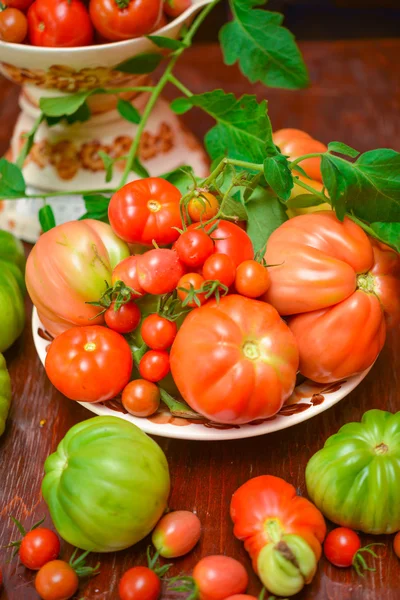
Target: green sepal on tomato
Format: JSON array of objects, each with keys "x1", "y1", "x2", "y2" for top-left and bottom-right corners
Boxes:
[
  {"x1": 306, "y1": 409, "x2": 400, "y2": 534},
  {"x1": 231, "y1": 475, "x2": 326, "y2": 597},
  {"x1": 42, "y1": 416, "x2": 170, "y2": 552}
]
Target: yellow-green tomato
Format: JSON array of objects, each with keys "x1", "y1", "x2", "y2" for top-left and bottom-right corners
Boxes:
[
  {"x1": 257, "y1": 534, "x2": 317, "y2": 597},
  {"x1": 42, "y1": 416, "x2": 170, "y2": 552},
  {"x1": 0, "y1": 353, "x2": 11, "y2": 437},
  {"x1": 306, "y1": 409, "x2": 400, "y2": 534},
  {"x1": 152, "y1": 510, "x2": 201, "y2": 558},
  {"x1": 26, "y1": 219, "x2": 129, "y2": 337}
]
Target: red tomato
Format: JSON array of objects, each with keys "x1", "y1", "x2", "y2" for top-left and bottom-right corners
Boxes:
[
  {"x1": 235, "y1": 260, "x2": 270, "y2": 298},
  {"x1": 324, "y1": 528, "x2": 361, "y2": 568},
  {"x1": 174, "y1": 230, "x2": 214, "y2": 268},
  {"x1": 152, "y1": 511, "x2": 201, "y2": 558},
  {"x1": 141, "y1": 314, "x2": 177, "y2": 350},
  {"x1": 19, "y1": 529, "x2": 60, "y2": 571},
  {"x1": 225, "y1": 596, "x2": 257, "y2": 600},
  {"x1": 35, "y1": 560, "x2": 79, "y2": 600},
  {"x1": 202, "y1": 253, "x2": 236, "y2": 288},
  {"x1": 188, "y1": 220, "x2": 253, "y2": 267},
  {"x1": 28, "y1": 0, "x2": 93, "y2": 47},
  {"x1": 122, "y1": 379, "x2": 160, "y2": 417},
  {"x1": 139, "y1": 350, "x2": 170, "y2": 382},
  {"x1": 393, "y1": 532, "x2": 400, "y2": 559},
  {"x1": 137, "y1": 249, "x2": 185, "y2": 295},
  {"x1": 112, "y1": 256, "x2": 145, "y2": 299},
  {"x1": 4, "y1": 0, "x2": 34, "y2": 9},
  {"x1": 272, "y1": 128, "x2": 327, "y2": 183},
  {"x1": 265, "y1": 213, "x2": 400, "y2": 382},
  {"x1": 119, "y1": 566, "x2": 161, "y2": 600},
  {"x1": 0, "y1": 7, "x2": 27, "y2": 42},
  {"x1": 187, "y1": 192, "x2": 219, "y2": 223},
  {"x1": 45, "y1": 326, "x2": 133, "y2": 403},
  {"x1": 90, "y1": 0, "x2": 162, "y2": 42},
  {"x1": 177, "y1": 273, "x2": 206, "y2": 307},
  {"x1": 192, "y1": 556, "x2": 248, "y2": 600},
  {"x1": 105, "y1": 301, "x2": 141, "y2": 334},
  {"x1": 109, "y1": 178, "x2": 182, "y2": 245},
  {"x1": 170, "y1": 295, "x2": 299, "y2": 424},
  {"x1": 163, "y1": 0, "x2": 191, "y2": 18}
]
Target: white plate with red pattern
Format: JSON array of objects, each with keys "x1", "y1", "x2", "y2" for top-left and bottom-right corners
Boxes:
[{"x1": 33, "y1": 308, "x2": 371, "y2": 441}]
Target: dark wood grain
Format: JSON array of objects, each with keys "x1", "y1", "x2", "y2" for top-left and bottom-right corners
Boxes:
[{"x1": 1, "y1": 39, "x2": 400, "y2": 600}]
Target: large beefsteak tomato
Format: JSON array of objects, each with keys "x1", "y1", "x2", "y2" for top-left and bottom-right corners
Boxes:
[
  {"x1": 306, "y1": 409, "x2": 400, "y2": 534},
  {"x1": 26, "y1": 220, "x2": 129, "y2": 336},
  {"x1": 170, "y1": 295, "x2": 299, "y2": 424},
  {"x1": 264, "y1": 212, "x2": 400, "y2": 382},
  {"x1": 231, "y1": 476, "x2": 326, "y2": 597},
  {"x1": 42, "y1": 416, "x2": 170, "y2": 552}
]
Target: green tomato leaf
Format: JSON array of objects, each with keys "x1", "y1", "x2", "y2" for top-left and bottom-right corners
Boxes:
[
  {"x1": 246, "y1": 186, "x2": 288, "y2": 252},
  {"x1": 160, "y1": 166, "x2": 198, "y2": 195},
  {"x1": 79, "y1": 194, "x2": 110, "y2": 223},
  {"x1": 45, "y1": 102, "x2": 91, "y2": 126},
  {"x1": 98, "y1": 152, "x2": 114, "y2": 183},
  {"x1": 117, "y1": 99, "x2": 141, "y2": 125},
  {"x1": 220, "y1": 0, "x2": 309, "y2": 90},
  {"x1": 328, "y1": 141, "x2": 359, "y2": 158},
  {"x1": 116, "y1": 52, "x2": 163, "y2": 74},
  {"x1": 38, "y1": 205, "x2": 56, "y2": 232},
  {"x1": 321, "y1": 149, "x2": 400, "y2": 223},
  {"x1": 369, "y1": 222, "x2": 400, "y2": 252},
  {"x1": 221, "y1": 194, "x2": 248, "y2": 221},
  {"x1": 175, "y1": 90, "x2": 274, "y2": 163},
  {"x1": 286, "y1": 193, "x2": 325, "y2": 209},
  {"x1": 263, "y1": 153, "x2": 294, "y2": 201},
  {"x1": 0, "y1": 158, "x2": 26, "y2": 199},
  {"x1": 170, "y1": 97, "x2": 193, "y2": 115},
  {"x1": 40, "y1": 90, "x2": 97, "y2": 117},
  {"x1": 131, "y1": 157, "x2": 150, "y2": 179},
  {"x1": 147, "y1": 35, "x2": 186, "y2": 50}
]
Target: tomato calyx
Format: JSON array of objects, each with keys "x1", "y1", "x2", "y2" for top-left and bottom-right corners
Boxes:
[
  {"x1": 167, "y1": 575, "x2": 199, "y2": 600},
  {"x1": 356, "y1": 272, "x2": 376, "y2": 295},
  {"x1": 242, "y1": 340, "x2": 260, "y2": 361},
  {"x1": 68, "y1": 548, "x2": 101, "y2": 579},
  {"x1": 88, "y1": 280, "x2": 140, "y2": 317},
  {"x1": 146, "y1": 546, "x2": 173, "y2": 578},
  {"x1": 114, "y1": 0, "x2": 131, "y2": 8},
  {"x1": 351, "y1": 544, "x2": 384, "y2": 577},
  {"x1": 5, "y1": 516, "x2": 45, "y2": 558},
  {"x1": 157, "y1": 293, "x2": 190, "y2": 323},
  {"x1": 178, "y1": 279, "x2": 229, "y2": 308},
  {"x1": 374, "y1": 442, "x2": 389, "y2": 454}
]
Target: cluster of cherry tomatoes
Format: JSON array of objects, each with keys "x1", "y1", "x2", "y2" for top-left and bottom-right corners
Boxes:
[{"x1": 0, "y1": 0, "x2": 190, "y2": 46}]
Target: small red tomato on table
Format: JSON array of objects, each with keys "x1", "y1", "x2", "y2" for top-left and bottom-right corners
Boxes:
[
  {"x1": 28, "y1": 0, "x2": 93, "y2": 47},
  {"x1": 0, "y1": 6, "x2": 27, "y2": 42},
  {"x1": 152, "y1": 510, "x2": 201, "y2": 558},
  {"x1": 324, "y1": 527, "x2": 383, "y2": 574},
  {"x1": 7, "y1": 517, "x2": 60, "y2": 571}
]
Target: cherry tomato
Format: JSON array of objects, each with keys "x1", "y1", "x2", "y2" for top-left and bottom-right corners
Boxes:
[
  {"x1": 122, "y1": 379, "x2": 160, "y2": 417},
  {"x1": 177, "y1": 273, "x2": 206, "y2": 307},
  {"x1": 119, "y1": 566, "x2": 161, "y2": 600},
  {"x1": 137, "y1": 249, "x2": 185, "y2": 295},
  {"x1": 28, "y1": 0, "x2": 93, "y2": 47},
  {"x1": 203, "y1": 253, "x2": 236, "y2": 288},
  {"x1": 90, "y1": 0, "x2": 162, "y2": 42},
  {"x1": 187, "y1": 220, "x2": 253, "y2": 267},
  {"x1": 152, "y1": 510, "x2": 201, "y2": 558},
  {"x1": 188, "y1": 192, "x2": 219, "y2": 222},
  {"x1": 0, "y1": 7, "x2": 27, "y2": 42},
  {"x1": 324, "y1": 528, "x2": 361, "y2": 568},
  {"x1": 394, "y1": 532, "x2": 400, "y2": 559},
  {"x1": 174, "y1": 230, "x2": 214, "y2": 269},
  {"x1": 105, "y1": 301, "x2": 141, "y2": 334},
  {"x1": 112, "y1": 256, "x2": 145, "y2": 300},
  {"x1": 109, "y1": 178, "x2": 182, "y2": 245},
  {"x1": 19, "y1": 528, "x2": 60, "y2": 571},
  {"x1": 35, "y1": 560, "x2": 79, "y2": 600},
  {"x1": 163, "y1": 0, "x2": 191, "y2": 18},
  {"x1": 45, "y1": 326, "x2": 133, "y2": 403},
  {"x1": 141, "y1": 314, "x2": 177, "y2": 350},
  {"x1": 139, "y1": 350, "x2": 170, "y2": 382},
  {"x1": 272, "y1": 128, "x2": 327, "y2": 183},
  {"x1": 192, "y1": 556, "x2": 248, "y2": 600},
  {"x1": 235, "y1": 260, "x2": 270, "y2": 298},
  {"x1": 4, "y1": 0, "x2": 34, "y2": 9}
]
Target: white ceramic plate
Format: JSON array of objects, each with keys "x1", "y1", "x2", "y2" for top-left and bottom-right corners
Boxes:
[{"x1": 33, "y1": 308, "x2": 371, "y2": 441}]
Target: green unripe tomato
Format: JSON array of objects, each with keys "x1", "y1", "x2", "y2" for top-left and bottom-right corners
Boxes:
[
  {"x1": 306, "y1": 409, "x2": 400, "y2": 534},
  {"x1": 42, "y1": 416, "x2": 170, "y2": 552},
  {"x1": 257, "y1": 534, "x2": 317, "y2": 597},
  {"x1": 0, "y1": 230, "x2": 25, "y2": 353},
  {"x1": 0, "y1": 353, "x2": 11, "y2": 437}
]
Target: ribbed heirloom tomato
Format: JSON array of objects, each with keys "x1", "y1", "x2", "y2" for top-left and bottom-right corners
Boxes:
[
  {"x1": 170, "y1": 295, "x2": 299, "y2": 424},
  {"x1": 90, "y1": 0, "x2": 162, "y2": 42},
  {"x1": 264, "y1": 212, "x2": 400, "y2": 382},
  {"x1": 28, "y1": 0, "x2": 93, "y2": 47},
  {"x1": 108, "y1": 178, "x2": 182, "y2": 245}
]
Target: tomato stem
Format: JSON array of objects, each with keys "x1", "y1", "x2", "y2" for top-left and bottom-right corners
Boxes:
[
  {"x1": 159, "y1": 388, "x2": 203, "y2": 419},
  {"x1": 352, "y1": 543, "x2": 384, "y2": 577}
]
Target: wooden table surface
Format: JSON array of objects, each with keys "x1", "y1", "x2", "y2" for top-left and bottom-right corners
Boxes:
[{"x1": 1, "y1": 39, "x2": 400, "y2": 600}]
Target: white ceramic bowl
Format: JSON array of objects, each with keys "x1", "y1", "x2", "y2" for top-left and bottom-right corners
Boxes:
[{"x1": 33, "y1": 308, "x2": 371, "y2": 441}]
